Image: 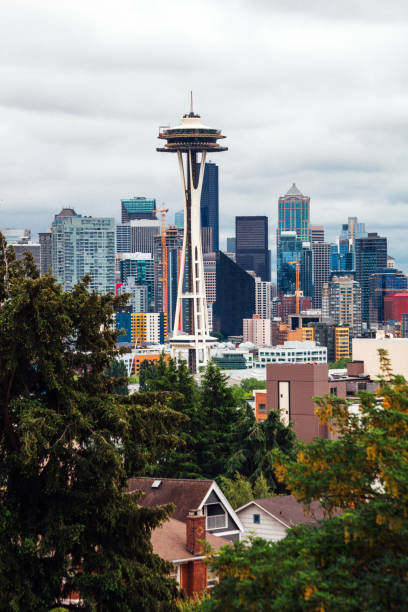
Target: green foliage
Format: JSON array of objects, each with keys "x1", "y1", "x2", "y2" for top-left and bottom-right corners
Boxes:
[
  {"x1": 0, "y1": 236, "x2": 180, "y2": 611},
  {"x1": 141, "y1": 359, "x2": 296, "y2": 490},
  {"x1": 328, "y1": 357, "x2": 351, "y2": 369},
  {"x1": 219, "y1": 472, "x2": 273, "y2": 509},
  {"x1": 105, "y1": 358, "x2": 129, "y2": 395},
  {"x1": 252, "y1": 472, "x2": 272, "y2": 499},
  {"x1": 205, "y1": 352, "x2": 408, "y2": 611},
  {"x1": 177, "y1": 592, "x2": 210, "y2": 611},
  {"x1": 239, "y1": 377, "x2": 266, "y2": 396},
  {"x1": 210, "y1": 331, "x2": 227, "y2": 342}
]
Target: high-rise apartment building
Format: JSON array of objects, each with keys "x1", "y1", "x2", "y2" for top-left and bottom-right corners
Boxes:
[
  {"x1": 198, "y1": 161, "x2": 219, "y2": 251},
  {"x1": 312, "y1": 242, "x2": 330, "y2": 308},
  {"x1": 174, "y1": 210, "x2": 184, "y2": 227},
  {"x1": 243, "y1": 314, "x2": 272, "y2": 347},
  {"x1": 278, "y1": 184, "x2": 310, "y2": 242},
  {"x1": 322, "y1": 274, "x2": 362, "y2": 337},
  {"x1": 116, "y1": 224, "x2": 131, "y2": 253},
  {"x1": 236, "y1": 216, "x2": 270, "y2": 281},
  {"x1": 117, "y1": 278, "x2": 148, "y2": 313},
  {"x1": 203, "y1": 252, "x2": 217, "y2": 305},
  {"x1": 255, "y1": 278, "x2": 272, "y2": 319},
  {"x1": 121, "y1": 197, "x2": 157, "y2": 223},
  {"x1": 119, "y1": 254, "x2": 154, "y2": 308},
  {"x1": 51, "y1": 209, "x2": 115, "y2": 294},
  {"x1": 13, "y1": 243, "x2": 41, "y2": 269},
  {"x1": 310, "y1": 225, "x2": 324, "y2": 243},
  {"x1": 368, "y1": 268, "x2": 408, "y2": 326},
  {"x1": 39, "y1": 231, "x2": 52, "y2": 275},
  {"x1": 213, "y1": 251, "x2": 255, "y2": 337},
  {"x1": 355, "y1": 233, "x2": 387, "y2": 323},
  {"x1": 116, "y1": 312, "x2": 167, "y2": 344}
]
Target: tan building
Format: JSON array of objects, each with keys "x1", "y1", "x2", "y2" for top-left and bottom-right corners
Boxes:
[
  {"x1": 288, "y1": 327, "x2": 314, "y2": 342},
  {"x1": 352, "y1": 338, "x2": 408, "y2": 379},
  {"x1": 243, "y1": 314, "x2": 272, "y2": 347},
  {"x1": 322, "y1": 274, "x2": 362, "y2": 337}
]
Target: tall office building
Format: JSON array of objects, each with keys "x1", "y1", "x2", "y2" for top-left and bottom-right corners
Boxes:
[
  {"x1": 197, "y1": 161, "x2": 219, "y2": 251},
  {"x1": 174, "y1": 210, "x2": 184, "y2": 227},
  {"x1": 368, "y1": 268, "x2": 408, "y2": 326},
  {"x1": 51, "y1": 209, "x2": 115, "y2": 294},
  {"x1": 236, "y1": 216, "x2": 270, "y2": 281},
  {"x1": 300, "y1": 243, "x2": 313, "y2": 299},
  {"x1": 121, "y1": 197, "x2": 157, "y2": 223},
  {"x1": 310, "y1": 225, "x2": 324, "y2": 243},
  {"x1": 119, "y1": 254, "x2": 154, "y2": 308},
  {"x1": 201, "y1": 226, "x2": 213, "y2": 254},
  {"x1": 203, "y1": 252, "x2": 217, "y2": 305},
  {"x1": 277, "y1": 231, "x2": 302, "y2": 294},
  {"x1": 213, "y1": 251, "x2": 255, "y2": 337},
  {"x1": 153, "y1": 225, "x2": 184, "y2": 332},
  {"x1": 355, "y1": 233, "x2": 387, "y2": 323},
  {"x1": 130, "y1": 219, "x2": 161, "y2": 256},
  {"x1": 13, "y1": 243, "x2": 41, "y2": 269},
  {"x1": 255, "y1": 279, "x2": 272, "y2": 319},
  {"x1": 312, "y1": 242, "x2": 330, "y2": 308},
  {"x1": 322, "y1": 274, "x2": 362, "y2": 337},
  {"x1": 330, "y1": 240, "x2": 354, "y2": 272},
  {"x1": 116, "y1": 224, "x2": 131, "y2": 253},
  {"x1": 278, "y1": 183, "x2": 310, "y2": 242},
  {"x1": 226, "y1": 237, "x2": 236, "y2": 253},
  {"x1": 117, "y1": 278, "x2": 148, "y2": 312},
  {"x1": 340, "y1": 217, "x2": 367, "y2": 245},
  {"x1": 39, "y1": 231, "x2": 52, "y2": 275}
]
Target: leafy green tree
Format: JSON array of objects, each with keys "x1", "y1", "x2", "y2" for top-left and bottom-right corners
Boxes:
[
  {"x1": 328, "y1": 356, "x2": 351, "y2": 369},
  {"x1": 0, "y1": 238, "x2": 180, "y2": 611},
  {"x1": 218, "y1": 473, "x2": 254, "y2": 509},
  {"x1": 252, "y1": 472, "x2": 273, "y2": 499},
  {"x1": 204, "y1": 352, "x2": 408, "y2": 611}
]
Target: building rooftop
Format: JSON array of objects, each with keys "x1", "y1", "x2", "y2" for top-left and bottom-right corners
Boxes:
[
  {"x1": 236, "y1": 495, "x2": 329, "y2": 527},
  {"x1": 285, "y1": 183, "x2": 304, "y2": 197}
]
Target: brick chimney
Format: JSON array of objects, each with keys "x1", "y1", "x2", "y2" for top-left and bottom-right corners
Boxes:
[{"x1": 186, "y1": 508, "x2": 206, "y2": 555}]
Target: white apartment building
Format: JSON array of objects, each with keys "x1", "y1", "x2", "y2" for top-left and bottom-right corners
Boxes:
[
  {"x1": 256, "y1": 341, "x2": 327, "y2": 368},
  {"x1": 255, "y1": 278, "x2": 272, "y2": 319}
]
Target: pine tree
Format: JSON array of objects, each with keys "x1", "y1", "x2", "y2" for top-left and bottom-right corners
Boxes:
[{"x1": 0, "y1": 240, "x2": 180, "y2": 611}]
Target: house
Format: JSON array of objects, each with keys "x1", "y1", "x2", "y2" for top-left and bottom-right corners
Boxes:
[
  {"x1": 235, "y1": 495, "x2": 327, "y2": 542},
  {"x1": 128, "y1": 477, "x2": 244, "y2": 541},
  {"x1": 151, "y1": 509, "x2": 227, "y2": 596}
]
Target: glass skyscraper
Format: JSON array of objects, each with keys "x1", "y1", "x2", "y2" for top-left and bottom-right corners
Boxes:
[
  {"x1": 355, "y1": 233, "x2": 387, "y2": 323},
  {"x1": 197, "y1": 161, "x2": 219, "y2": 251},
  {"x1": 236, "y1": 216, "x2": 270, "y2": 281},
  {"x1": 121, "y1": 197, "x2": 157, "y2": 223},
  {"x1": 369, "y1": 268, "x2": 408, "y2": 326},
  {"x1": 278, "y1": 184, "x2": 310, "y2": 242},
  {"x1": 51, "y1": 209, "x2": 115, "y2": 294}
]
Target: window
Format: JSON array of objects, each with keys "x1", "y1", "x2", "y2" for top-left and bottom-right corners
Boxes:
[
  {"x1": 253, "y1": 514, "x2": 261, "y2": 524},
  {"x1": 258, "y1": 403, "x2": 266, "y2": 413},
  {"x1": 205, "y1": 503, "x2": 227, "y2": 529}
]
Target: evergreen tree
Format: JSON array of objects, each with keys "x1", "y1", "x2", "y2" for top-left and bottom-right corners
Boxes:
[
  {"x1": 253, "y1": 472, "x2": 273, "y2": 499},
  {"x1": 0, "y1": 239, "x2": 180, "y2": 611},
  {"x1": 105, "y1": 358, "x2": 129, "y2": 395},
  {"x1": 218, "y1": 473, "x2": 253, "y2": 510}
]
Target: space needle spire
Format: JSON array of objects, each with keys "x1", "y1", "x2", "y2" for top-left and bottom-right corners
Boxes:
[{"x1": 157, "y1": 97, "x2": 227, "y2": 372}]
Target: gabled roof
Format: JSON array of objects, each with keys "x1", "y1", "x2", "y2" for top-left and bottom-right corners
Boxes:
[
  {"x1": 128, "y1": 477, "x2": 244, "y2": 532},
  {"x1": 285, "y1": 183, "x2": 303, "y2": 197},
  {"x1": 151, "y1": 517, "x2": 227, "y2": 563},
  {"x1": 128, "y1": 477, "x2": 213, "y2": 523},
  {"x1": 236, "y1": 495, "x2": 328, "y2": 527}
]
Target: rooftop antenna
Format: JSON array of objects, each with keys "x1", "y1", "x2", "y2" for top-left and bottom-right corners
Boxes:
[{"x1": 190, "y1": 90, "x2": 193, "y2": 114}]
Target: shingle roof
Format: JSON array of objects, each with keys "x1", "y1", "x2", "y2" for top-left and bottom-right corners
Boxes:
[
  {"x1": 242, "y1": 495, "x2": 328, "y2": 527},
  {"x1": 128, "y1": 477, "x2": 213, "y2": 522},
  {"x1": 151, "y1": 518, "x2": 227, "y2": 562}
]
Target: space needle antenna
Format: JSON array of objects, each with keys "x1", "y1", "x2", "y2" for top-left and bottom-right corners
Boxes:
[{"x1": 190, "y1": 90, "x2": 193, "y2": 114}]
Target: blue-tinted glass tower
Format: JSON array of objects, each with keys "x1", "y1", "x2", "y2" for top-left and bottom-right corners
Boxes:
[
  {"x1": 369, "y1": 268, "x2": 408, "y2": 326},
  {"x1": 355, "y1": 233, "x2": 387, "y2": 323},
  {"x1": 197, "y1": 161, "x2": 219, "y2": 251}
]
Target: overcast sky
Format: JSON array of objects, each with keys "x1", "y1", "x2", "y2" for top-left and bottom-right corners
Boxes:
[{"x1": 1, "y1": 0, "x2": 408, "y2": 273}]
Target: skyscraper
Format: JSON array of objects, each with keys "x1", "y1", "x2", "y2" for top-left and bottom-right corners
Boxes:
[
  {"x1": 255, "y1": 279, "x2": 272, "y2": 319},
  {"x1": 236, "y1": 216, "x2": 270, "y2": 281},
  {"x1": 121, "y1": 197, "x2": 157, "y2": 223},
  {"x1": 153, "y1": 225, "x2": 184, "y2": 332},
  {"x1": 355, "y1": 233, "x2": 387, "y2": 323},
  {"x1": 300, "y1": 243, "x2": 313, "y2": 299},
  {"x1": 51, "y1": 209, "x2": 115, "y2": 294},
  {"x1": 322, "y1": 274, "x2": 362, "y2": 337},
  {"x1": 212, "y1": 251, "x2": 255, "y2": 337},
  {"x1": 119, "y1": 254, "x2": 154, "y2": 308},
  {"x1": 174, "y1": 210, "x2": 184, "y2": 227},
  {"x1": 312, "y1": 242, "x2": 330, "y2": 308},
  {"x1": 130, "y1": 219, "x2": 161, "y2": 256},
  {"x1": 277, "y1": 231, "x2": 302, "y2": 294},
  {"x1": 197, "y1": 161, "x2": 219, "y2": 251},
  {"x1": 368, "y1": 268, "x2": 408, "y2": 326},
  {"x1": 226, "y1": 237, "x2": 236, "y2": 253},
  {"x1": 310, "y1": 225, "x2": 324, "y2": 243},
  {"x1": 116, "y1": 224, "x2": 131, "y2": 253},
  {"x1": 278, "y1": 184, "x2": 310, "y2": 242},
  {"x1": 157, "y1": 99, "x2": 227, "y2": 371},
  {"x1": 39, "y1": 231, "x2": 52, "y2": 275}
]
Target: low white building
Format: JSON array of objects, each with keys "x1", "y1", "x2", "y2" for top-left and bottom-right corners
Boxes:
[
  {"x1": 235, "y1": 496, "x2": 326, "y2": 542},
  {"x1": 256, "y1": 341, "x2": 327, "y2": 368}
]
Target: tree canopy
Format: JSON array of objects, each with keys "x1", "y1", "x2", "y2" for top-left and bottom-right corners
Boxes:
[
  {"x1": 0, "y1": 237, "x2": 181, "y2": 611},
  {"x1": 204, "y1": 351, "x2": 408, "y2": 611}
]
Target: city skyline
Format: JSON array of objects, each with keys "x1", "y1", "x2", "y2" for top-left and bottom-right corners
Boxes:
[{"x1": 1, "y1": 1, "x2": 408, "y2": 271}]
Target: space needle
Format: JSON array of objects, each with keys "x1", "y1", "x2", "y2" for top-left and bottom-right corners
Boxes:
[{"x1": 157, "y1": 95, "x2": 227, "y2": 372}]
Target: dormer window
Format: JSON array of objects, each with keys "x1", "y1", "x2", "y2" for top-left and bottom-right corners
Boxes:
[{"x1": 205, "y1": 503, "x2": 227, "y2": 530}]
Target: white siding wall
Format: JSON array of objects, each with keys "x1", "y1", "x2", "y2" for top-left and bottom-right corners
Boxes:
[{"x1": 237, "y1": 505, "x2": 287, "y2": 542}]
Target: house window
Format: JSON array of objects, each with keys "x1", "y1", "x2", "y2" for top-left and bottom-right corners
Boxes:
[
  {"x1": 258, "y1": 403, "x2": 266, "y2": 413},
  {"x1": 205, "y1": 503, "x2": 227, "y2": 530},
  {"x1": 253, "y1": 514, "x2": 261, "y2": 524}
]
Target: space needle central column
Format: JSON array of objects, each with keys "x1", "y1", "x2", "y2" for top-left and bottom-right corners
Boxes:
[{"x1": 157, "y1": 98, "x2": 227, "y2": 372}]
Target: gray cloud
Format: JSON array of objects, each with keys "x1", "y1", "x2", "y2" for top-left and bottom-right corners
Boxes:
[{"x1": 1, "y1": 0, "x2": 408, "y2": 276}]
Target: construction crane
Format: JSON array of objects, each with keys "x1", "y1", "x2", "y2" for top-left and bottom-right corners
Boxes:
[
  {"x1": 288, "y1": 257, "x2": 301, "y2": 315},
  {"x1": 153, "y1": 205, "x2": 169, "y2": 328}
]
